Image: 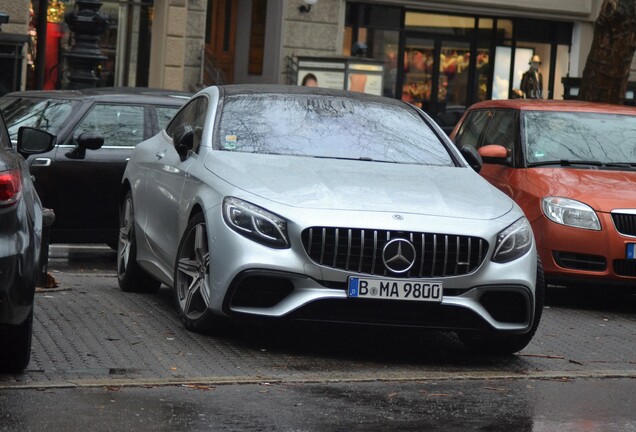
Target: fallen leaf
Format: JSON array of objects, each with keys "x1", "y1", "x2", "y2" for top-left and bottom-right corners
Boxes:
[{"x1": 182, "y1": 384, "x2": 214, "y2": 391}]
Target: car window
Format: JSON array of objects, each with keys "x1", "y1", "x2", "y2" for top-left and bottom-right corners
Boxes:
[
  {"x1": 454, "y1": 110, "x2": 491, "y2": 148},
  {"x1": 0, "y1": 97, "x2": 77, "y2": 141},
  {"x1": 166, "y1": 97, "x2": 208, "y2": 152},
  {"x1": 482, "y1": 110, "x2": 516, "y2": 155},
  {"x1": 156, "y1": 106, "x2": 180, "y2": 130},
  {"x1": 523, "y1": 110, "x2": 636, "y2": 165},
  {"x1": 216, "y1": 94, "x2": 454, "y2": 166},
  {"x1": 73, "y1": 103, "x2": 145, "y2": 147}
]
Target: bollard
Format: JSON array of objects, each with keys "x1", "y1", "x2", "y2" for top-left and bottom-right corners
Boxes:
[{"x1": 37, "y1": 208, "x2": 56, "y2": 288}]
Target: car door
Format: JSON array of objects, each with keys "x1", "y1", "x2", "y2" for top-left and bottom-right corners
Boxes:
[
  {"x1": 1, "y1": 96, "x2": 80, "y2": 234},
  {"x1": 52, "y1": 102, "x2": 149, "y2": 243},
  {"x1": 144, "y1": 96, "x2": 208, "y2": 270}
]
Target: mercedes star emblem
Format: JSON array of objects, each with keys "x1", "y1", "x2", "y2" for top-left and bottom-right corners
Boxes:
[{"x1": 382, "y1": 238, "x2": 416, "y2": 273}]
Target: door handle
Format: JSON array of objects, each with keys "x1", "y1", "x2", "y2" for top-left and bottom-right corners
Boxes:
[
  {"x1": 156, "y1": 151, "x2": 165, "y2": 159},
  {"x1": 32, "y1": 158, "x2": 52, "y2": 167}
]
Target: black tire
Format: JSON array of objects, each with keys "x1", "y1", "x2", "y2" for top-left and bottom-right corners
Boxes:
[
  {"x1": 117, "y1": 190, "x2": 161, "y2": 293},
  {"x1": 459, "y1": 257, "x2": 545, "y2": 355},
  {"x1": 0, "y1": 309, "x2": 33, "y2": 373},
  {"x1": 173, "y1": 213, "x2": 226, "y2": 334}
]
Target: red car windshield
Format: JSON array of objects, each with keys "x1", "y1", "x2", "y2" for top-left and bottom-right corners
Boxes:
[{"x1": 522, "y1": 110, "x2": 636, "y2": 167}]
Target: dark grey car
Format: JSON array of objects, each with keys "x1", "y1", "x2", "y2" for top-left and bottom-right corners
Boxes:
[
  {"x1": 0, "y1": 117, "x2": 55, "y2": 372},
  {"x1": 0, "y1": 88, "x2": 189, "y2": 247}
]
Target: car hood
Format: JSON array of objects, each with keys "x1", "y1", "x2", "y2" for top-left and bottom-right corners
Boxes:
[
  {"x1": 206, "y1": 153, "x2": 513, "y2": 220},
  {"x1": 524, "y1": 167, "x2": 636, "y2": 211}
]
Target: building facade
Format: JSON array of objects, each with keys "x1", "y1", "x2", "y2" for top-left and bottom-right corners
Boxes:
[{"x1": 1, "y1": 1, "x2": 635, "y2": 117}]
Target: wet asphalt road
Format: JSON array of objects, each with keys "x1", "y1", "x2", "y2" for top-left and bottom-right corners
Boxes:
[{"x1": 0, "y1": 245, "x2": 635, "y2": 431}]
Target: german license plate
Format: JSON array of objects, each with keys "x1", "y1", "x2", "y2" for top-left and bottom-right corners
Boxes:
[
  {"x1": 627, "y1": 243, "x2": 636, "y2": 260},
  {"x1": 347, "y1": 277, "x2": 443, "y2": 302}
]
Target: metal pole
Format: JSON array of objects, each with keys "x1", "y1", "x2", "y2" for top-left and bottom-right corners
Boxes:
[{"x1": 35, "y1": 0, "x2": 48, "y2": 89}]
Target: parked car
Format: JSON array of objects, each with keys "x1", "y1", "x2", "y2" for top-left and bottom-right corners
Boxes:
[
  {"x1": 0, "y1": 88, "x2": 190, "y2": 247},
  {"x1": 451, "y1": 99, "x2": 636, "y2": 288},
  {"x1": 119, "y1": 85, "x2": 543, "y2": 355},
  {"x1": 0, "y1": 119, "x2": 56, "y2": 372}
]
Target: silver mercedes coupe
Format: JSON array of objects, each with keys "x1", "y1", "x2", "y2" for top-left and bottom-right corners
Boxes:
[{"x1": 118, "y1": 85, "x2": 543, "y2": 355}]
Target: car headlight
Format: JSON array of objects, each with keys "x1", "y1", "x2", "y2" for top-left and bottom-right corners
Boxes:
[
  {"x1": 223, "y1": 197, "x2": 289, "y2": 249},
  {"x1": 492, "y1": 217, "x2": 533, "y2": 263},
  {"x1": 542, "y1": 197, "x2": 600, "y2": 230}
]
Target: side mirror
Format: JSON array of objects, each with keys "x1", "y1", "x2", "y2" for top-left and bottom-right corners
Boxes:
[
  {"x1": 460, "y1": 146, "x2": 482, "y2": 173},
  {"x1": 17, "y1": 127, "x2": 56, "y2": 155},
  {"x1": 478, "y1": 144, "x2": 509, "y2": 165},
  {"x1": 65, "y1": 132, "x2": 105, "y2": 159},
  {"x1": 77, "y1": 132, "x2": 104, "y2": 150},
  {"x1": 173, "y1": 124, "x2": 194, "y2": 161}
]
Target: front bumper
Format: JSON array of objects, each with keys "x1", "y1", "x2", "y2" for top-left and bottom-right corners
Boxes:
[
  {"x1": 205, "y1": 208, "x2": 538, "y2": 335},
  {"x1": 532, "y1": 213, "x2": 636, "y2": 288}
]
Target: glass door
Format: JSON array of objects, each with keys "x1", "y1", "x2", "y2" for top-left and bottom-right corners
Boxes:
[
  {"x1": 438, "y1": 41, "x2": 471, "y2": 110},
  {"x1": 402, "y1": 37, "x2": 434, "y2": 111},
  {"x1": 402, "y1": 35, "x2": 474, "y2": 131}
]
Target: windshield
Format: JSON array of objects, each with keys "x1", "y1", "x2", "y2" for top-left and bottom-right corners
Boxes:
[
  {"x1": 523, "y1": 110, "x2": 636, "y2": 165},
  {"x1": 0, "y1": 97, "x2": 78, "y2": 141},
  {"x1": 216, "y1": 94, "x2": 454, "y2": 166}
]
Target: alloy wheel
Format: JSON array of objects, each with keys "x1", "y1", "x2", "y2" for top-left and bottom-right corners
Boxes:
[{"x1": 175, "y1": 222, "x2": 211, "y2": 321}]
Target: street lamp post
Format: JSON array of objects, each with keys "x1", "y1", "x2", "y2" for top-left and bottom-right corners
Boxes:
[{"x1": 63, "y1": 0, "x2": 109, "y2": 89}]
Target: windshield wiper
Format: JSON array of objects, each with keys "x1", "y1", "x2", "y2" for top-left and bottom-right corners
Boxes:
[
  {"x1": 528, "y1": 159, "x2": 636, "y2": 169},
  {"x1": 527, "y1": 159, "x2": 604, "y2": 168},
  {"x1": 312, "y1": 155, "x2": 381, "y2": 162},
  {"x1": 604, "y1": 162, "x2": 636, "y2": 168}
]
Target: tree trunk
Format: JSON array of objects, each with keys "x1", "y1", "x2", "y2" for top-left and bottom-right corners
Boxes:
[{"x1": 580, "y1": 0, "x2": 636, "y2": 104}]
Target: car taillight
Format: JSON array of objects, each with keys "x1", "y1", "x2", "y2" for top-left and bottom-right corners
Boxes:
[{"x1": 0, "y1": 169, "x2": 22, "y2": 207}]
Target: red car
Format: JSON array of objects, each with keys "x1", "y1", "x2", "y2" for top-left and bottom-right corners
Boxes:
[{"x1": 451, "y1": 99, "x2": 636, "y2": 288}]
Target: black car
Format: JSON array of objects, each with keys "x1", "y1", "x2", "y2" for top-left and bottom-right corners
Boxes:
[
  {"x1": 0, "y1": 118, "x2": 56, "y2": 372},
  {"x1": 0, "y1": 88, "x2": 189, "y2": 247}
]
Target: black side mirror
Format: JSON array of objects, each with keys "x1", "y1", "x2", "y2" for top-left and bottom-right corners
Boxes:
[
  {"x1": 173, "y1": 124, "x2": 194, "y2": 161},
  {"x1": 460, "y1": 146, "x2": 482, "y2": 173},
  {"x1": 77, "y1": 132, "x2": 104, "y2": 150},
  {"x1": 17, "y1": 127, "x2": 56, "y2": 155},
  {"x1": 66, "y1": 132, "x2": 105, "y2": 159}
]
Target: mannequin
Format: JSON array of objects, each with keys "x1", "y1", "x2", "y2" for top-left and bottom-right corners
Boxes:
[{"x1": 520, "y1": 55, "x2": 543, "y2": 99}]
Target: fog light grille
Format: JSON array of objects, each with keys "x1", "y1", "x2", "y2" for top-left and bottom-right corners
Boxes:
[
  {"x1": 553, "y1": 251, "x2": 606, "y2": 272},
  {"x1": 230, "y1": 276, "x2": 294, "y2": 308},
  {"x1": 480, "y1": 291, "x2": 528, "y2": 324}
]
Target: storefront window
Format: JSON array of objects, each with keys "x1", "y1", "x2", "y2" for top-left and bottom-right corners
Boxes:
[
  {"x1": 402, "y1": 38, "x2": 434, "y2": 109},
  {"x1": 497, "y1": 19, "x2": 513, "y2": 42},
  {"x1": 345, "y1": 3, "x2": 403, "y2": 98},
  {"x1": 345, "y1": 4, "x2": 572, "y2": 118},
  {"x1": 405, "y1": 13, "x2": 475, "y2": 37},
  {"x1": 101, "y1": 0, "x2": 153, "y2": 87},
  {"x1": 554, "y1": 44, "x2": 570, "y2": 99},
  {"x1": 440, "y1": 42, "x2": 470, "y2": 108}
]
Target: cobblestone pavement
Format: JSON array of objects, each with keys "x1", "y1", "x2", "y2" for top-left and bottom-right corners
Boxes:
[{"x1": 1, "y1": 245, "x2": 635, "y2": 388}]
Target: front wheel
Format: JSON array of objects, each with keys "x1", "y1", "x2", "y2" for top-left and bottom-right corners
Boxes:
[
  {"x1": 174, "y1": 213, "x2": 226, "y2": 334},
  {"x1": 0, "y1": 309, "x2": 33, "y2": 373},
  {"x1": 117, "y1": 190, "x2": 161, "y2": 293},
  {"x1": 458, "y1": 257, "x2": 545, "y2": 355}
]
